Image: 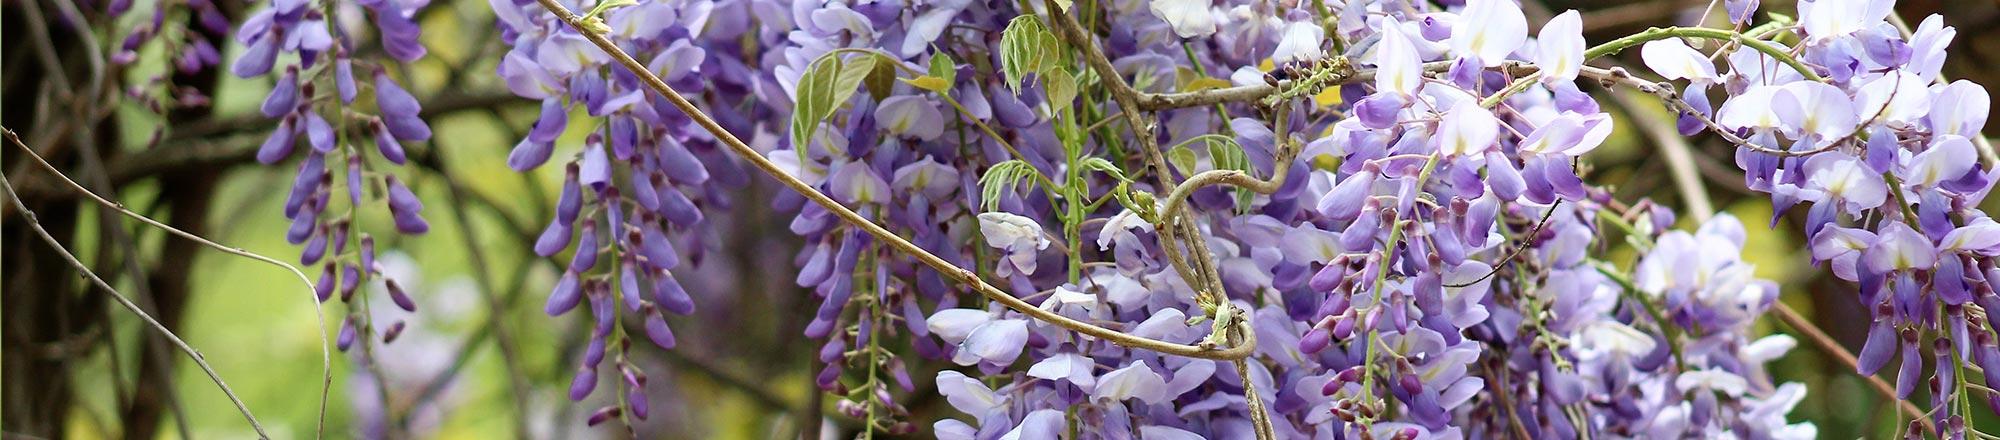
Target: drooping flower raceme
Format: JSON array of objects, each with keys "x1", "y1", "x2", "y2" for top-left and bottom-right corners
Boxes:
[
  {"x1": 413, "y1": 0, "x2": 1996, "y2": 436},
  {"x1": 1651, "y1": 3, "x2": 2000, "y2": 434},
  {"x1": 232, "y1": 0, "x2": 434, "y2": 356}
]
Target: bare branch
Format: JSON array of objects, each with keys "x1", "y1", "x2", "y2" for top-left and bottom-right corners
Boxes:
[
  {"x1": 0, "y1": 165, "x2": 268, "y2": 439},
  {"x1": 9, "y1": 91, "x2": 523, "y2": 202},
  {"x1": 2, "y1": 128, "x2": 332, "y2": 439}
]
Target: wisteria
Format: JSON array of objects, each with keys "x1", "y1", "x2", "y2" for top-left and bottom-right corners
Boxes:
[
  {"x1": 149, "y1": 0, "x2": 1997, "y2": 437},
  {"x1": 1671, "y1": 3, "x2": 2000, "y2": 436},
  {"x1": 488, "y1": 0, "x2": 748, "y2": 427},
  {"x1": 229, "y1": 0, "x2": 435, "y2": 370}
]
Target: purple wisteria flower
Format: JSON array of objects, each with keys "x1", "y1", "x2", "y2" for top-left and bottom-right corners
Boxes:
[
  {"x1": 442, "y1": 0, "x2": 1991, "y2": 436},
  {"x1": 232, "y1": 0, "x2": 435, "y2": 360},
  {"x1": 1647, "y1": 0, "x2": 2000, "y2": 432}
]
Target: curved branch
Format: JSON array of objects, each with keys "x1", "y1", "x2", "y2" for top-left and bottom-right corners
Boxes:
[
  {"x1": 1143, "y1": 60, "x2": 1545, "y2": 112},
  {"x1": 1770, "y1": 303, "x2": 1936, "y2": 434},
  {"x1": 1153, "y1": 132, "x2": 1298, "y2": 221},
  {"x1": 1572, "y1": 65, "x2": 1838, "y2": 159},
  {"x1": 1609, "y1": 86, "x2": 1715, "y2": 216},
  {"x1": 1583, "y1": 26, "x2": 1822, "y2": 82},
  {"x1": 10, "y1": 91, "x2": 523, "y2": 202},
  {"x1": 527, "y1": 0, "x2": 1253, "y2": 361},
  {"x1": 1, "y1": 158, "x2": 269, "y2": 438},
  {"x1": 4, "y1": 128, "x2": 330, "y2": 439}
]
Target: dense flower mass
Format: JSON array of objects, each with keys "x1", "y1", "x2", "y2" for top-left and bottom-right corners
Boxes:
[
  {"x1": 485, "y1": 0, "x2": 755, "y2": 423},
  {"x1": 1671, "y1": 3, "x2": 2000, "y2": 435},
  {"x1": 230, "y1": 0, "x2": 2000, "y2": 436},
  {"x1": 230, "y1": 0, "x2": 435, "y2": 357}
]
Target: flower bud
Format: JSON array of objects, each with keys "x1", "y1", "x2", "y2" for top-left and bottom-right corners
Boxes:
[
  {"x1": 584, "y1": 406, "x2": 619, "y2": 426},
  {"x1": 545, "y1": 272, "x2": 583, "y2": 316},
  {"x1": 372, "y1": 120, "x2": 407, "y2": 165},
  {"x1": 626, "y1": 387, "x2": 649, "y2": 420},
  {"x1": 382, "y1": 321, "x2": 406, "y2": 344},
  {"x1": 386, "y1": 278, "x2": 417, "y2": 312},
  {"x1": 315, "y1": 263, "x2": 337, "y2": 302},
  {"x1": 336, "y1": 318, "x2": 357, "y2": 352},
  {"x1": 642, "y1": 309, "x2": 676, "y2": 349}
]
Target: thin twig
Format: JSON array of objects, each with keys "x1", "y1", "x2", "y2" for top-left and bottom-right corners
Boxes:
[
  {"x1": 1444, "y1": 200, "x2": 1562, "y2": 289},
  {"x1": 0, "y1": 172, "x2": 269, "y2": 438},
  {"x1": 1769, "y1": 303, "x2": 1935, "y2": 433},
  {"x1": 1139, "y1": 60, "x2": 1488, "y2": 111},
  {"x1": 3, "y1": 128, "x2": 332, "y2": 438},
  {"x1": 526, "y1": 0, "x2": 1253, "y2": 361},
  {"x1": 8, "y1": 91, "x2": 521, "y2": 206},
  {"x1": 28, "y1": 0, "x2": 200, "y2": 434},
  {"x1": 431, "y1": 160, "x2": 535, "y2": 438},
  {"x1": 1609, "y1": 87, "x2": 1715, "y2": 216}
]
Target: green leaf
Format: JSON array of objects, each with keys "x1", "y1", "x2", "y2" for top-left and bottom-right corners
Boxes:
[
  {"x1": 1206, "y1": 137, "x2": 1247, "y2": 172},
  {"x1": 978, "y1": 160, "x2": 1041, "y2": 211},
  {"x1": 1199, "y1": 137, "x2": 1258, "y2": 212},
  {"x1": 1079, "y1": 157, "x2": 1127, "y2": 182},
  {"x1": 1044, "y1": 68, "x2": 1078, "y2": 109},
  {"x1": 999, "y1": 16, "x2": 1061, "y2": 92},
  {"x1": 583, "y1": 0, "x2": 637, "y2": 21},
  {"x1": 864, "y1": 54, "x2": 897, "y2": 101},
  {"x1": 830, "y1": 54, "x2": 877, "y2": 113},
  {"x1": 790, "y1": 55, "x2": 842, "y2": 160},
  {"x1": 929, "y1": 51, "x2": 957, "y2": 88},
  {"x1": 1166, "y1": 145, "x2": 1198, "y2": 176},
  {"x1": 901, "y1": 76, "x2": 952, "y2": 93},
  {"x1": 789, "y1": 52, "x2": 882, "y2": 163}
]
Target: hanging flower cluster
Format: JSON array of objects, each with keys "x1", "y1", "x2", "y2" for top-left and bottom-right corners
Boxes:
[
  {"x1": 231, "y1": 0, "x2": 434, "y2": 355},
  {"x1": 1649, "y1": 2, "x2": 2000, "y2": 435},
  {"x1": 206, "y1": 0, "x2": 1999, "y2": 436},
  {"x1": 488, "y1": 0, "x2": 761, "y2": 426}
]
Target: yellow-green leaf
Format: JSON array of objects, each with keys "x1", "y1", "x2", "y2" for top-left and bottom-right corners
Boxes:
[
  {"x1": 790, "y1": 55, "x2": 841, "y2": 148},
  {"x1": 1167, "y1": 145, "x2": 1198, "y2": 176},
  {"x1": 999, "y1": 16, "x2": 1060, "y2": 91},
  {"x1": 1181, "y1": 77, "x2": 1233, "y2": 92},
  {"x1": 901, "y1": 76, "x2": 952, "y2": 93},
  {"x1": 830, "y1": 54, "x2": 876, "y2": 109},
  {"x1": 1045, "y1": 69, "x2": 1078, "y2": 109},
  {"x1": 865, "y1": 54, "x2": 898, "y2": 100},
  {"x1": 929, "y1": 51, "x2": 957, "y2": 87}
]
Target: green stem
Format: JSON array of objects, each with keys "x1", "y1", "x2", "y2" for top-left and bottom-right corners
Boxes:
[
  {"x1": 1179, "y1": 41, "x2": 1236, "y2": 132},
  {"x1": 1356, "y1": 154, "x2": 1441, "y2": 426},
  {"x1": 1481, "y1": 71, "x2": 1543, "y2": 108},
  {"x1": 1584, "y1": 27, "x2": 1823, "y2": 82},
  {"x1": 1594, "y1": 260, "x2": 1687, "y2": 371},
  {"x1": 1883, "y1": 173, "x2": 1924, "y2": 232},
  {"x1": 939, "y1": 93, "x2": 1061, "y2": 191},
  {"x1": 1595, "y1": 208, "x2": 1655, "y2": 249}
]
